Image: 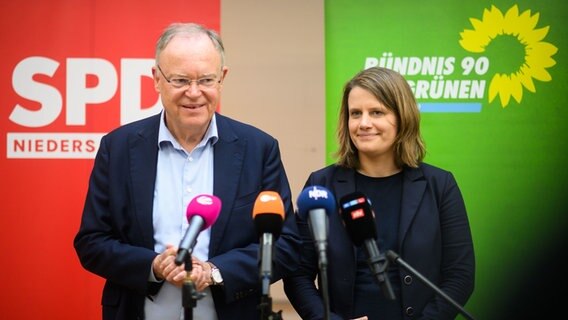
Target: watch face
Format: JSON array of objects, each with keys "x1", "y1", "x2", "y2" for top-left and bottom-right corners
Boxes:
[{"x1": 212, "y1": 269, "x2": 223, "y2": 284}]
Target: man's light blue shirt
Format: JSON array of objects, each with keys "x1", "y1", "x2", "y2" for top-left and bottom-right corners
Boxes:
[{"x1": 145, "y1": 111, "x2": 218, "y2": 320}]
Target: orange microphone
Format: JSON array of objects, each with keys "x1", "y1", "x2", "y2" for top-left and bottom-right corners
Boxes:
[
  {"x1": 252, "y1": 191, "x2": 285, "y2": 239},
  {"x1": 252, "y1": 191, "x2": 285, "y2": 301}
]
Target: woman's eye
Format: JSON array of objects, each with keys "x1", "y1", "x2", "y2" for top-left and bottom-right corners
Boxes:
[{"x1": 350, "y1": 111, "x2": 361, "y2": 117}]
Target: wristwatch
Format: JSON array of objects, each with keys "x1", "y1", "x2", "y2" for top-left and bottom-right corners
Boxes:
[{"x1": 209, "y1": 263, "x2": 224, "y2": 285}]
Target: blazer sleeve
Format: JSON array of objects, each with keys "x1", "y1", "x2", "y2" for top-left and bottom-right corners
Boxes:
[
  {"x1": 420, "y1": 171, "x2": 475, "y2": 320},
  {"x1": 73, "y1": 134, "x2": 158, "y2": 296}
]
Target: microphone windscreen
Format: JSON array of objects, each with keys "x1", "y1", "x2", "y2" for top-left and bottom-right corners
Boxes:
[
  {"x1": 186, "y1": 194, "x2": 222, "y2": 230},
  {"x1": 252, "y1": 191, "x2": 285, "y2": 237},
  {"x1": 339, "y1": 191, "x2": 376, "y2": 246},
  {"x1": 296, "y1": 185, "x2": 337, "y2": 220}
]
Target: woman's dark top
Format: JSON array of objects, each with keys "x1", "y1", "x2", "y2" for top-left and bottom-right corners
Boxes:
[{"x1": 353, "y1": 171, "x2": 403, "y2": 320}]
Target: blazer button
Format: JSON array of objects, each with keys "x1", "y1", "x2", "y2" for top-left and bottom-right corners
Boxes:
[
  {"x1": 405, "y1": 306, "x2": 415, "y2": 316},
  {"x1": 403, "y1": 275, "x2": 413, "y2": 285}
]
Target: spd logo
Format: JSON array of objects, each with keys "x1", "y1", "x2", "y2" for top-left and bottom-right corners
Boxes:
[{"x1": 7, "y1": 57, "x2": 160, "y2": 159}]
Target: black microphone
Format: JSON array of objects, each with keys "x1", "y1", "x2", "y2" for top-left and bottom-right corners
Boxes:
[
  {"x1": 339, "y1": 191, "x2": 395, "y2": 300},
  {"x1": 252, "y1": 191, "x2": 285, "y2": 296},
  {"x1": 175, "y1": 194, "x2": 221, "y2": 266},
  {"x1": 297, "y1": 185, "x2": 336, "y2": 320}
]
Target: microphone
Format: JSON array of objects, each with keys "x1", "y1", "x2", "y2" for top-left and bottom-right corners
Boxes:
[
  {"x1": 297, "y1": 185, "x2": 336, "y2": 320},
  {"x1": 175, "y1": 194, "x2": 221, "y2": 266},
  {"x1": 339, "y1": 191, "x2": 395, "y2": 300},
  {"x1": 296, "y1": 185, "x2": 336, "y2": 269},
  {"x1": 252, "y1": 191, "x2": 285, "y2": 296}
]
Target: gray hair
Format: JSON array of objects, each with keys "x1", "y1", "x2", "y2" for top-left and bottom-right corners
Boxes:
[{"x1": 155, "y1": 22, "x2": 225, "y2": 67}]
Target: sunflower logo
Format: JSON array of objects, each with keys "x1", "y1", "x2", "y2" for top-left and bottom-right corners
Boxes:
[{"x1": 459, "y1": 5, "x2": 558, "y2": 107}]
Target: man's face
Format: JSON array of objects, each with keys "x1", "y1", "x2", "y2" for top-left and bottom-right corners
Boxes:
[{"x1": 153, "y1": 33, "x2": 227, "y2": 140}]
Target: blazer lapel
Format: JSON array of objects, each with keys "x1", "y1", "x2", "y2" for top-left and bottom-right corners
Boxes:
[
  {"x1": 333, "y1": 166, "x2": 356, "y2": 200},
  {"x1": 332, "y1": 166, "x2": 358, "y2": 260},
  {"x1": 129, "y1": 115, "x2": 160, "y2": 249},
  {"x1": 398, "y1": 166, "x2": 427, "y2": 250},
  {"x1": 333, "y1": 165, "x2": 427, "y2": 269},
  {"x1": 210, "y1": 114, "x2": 245, "y2": 255}
]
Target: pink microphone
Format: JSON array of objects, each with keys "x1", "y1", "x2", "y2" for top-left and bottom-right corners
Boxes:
[{"x1": 175, "y1": 194, "x2": 222, "y2": 265}]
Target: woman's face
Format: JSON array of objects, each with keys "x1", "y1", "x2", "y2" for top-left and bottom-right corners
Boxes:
[{"x1": 347, "y1": 86, "x2": 398, "y2": 162}]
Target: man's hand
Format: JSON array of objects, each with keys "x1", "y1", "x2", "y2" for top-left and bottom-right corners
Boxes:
[
  {"x1": 152, "y1": 244, "x2": 186, "y2": 287},
  {"x1": 190, "y1": 257, "x2": 214, "y2": 291}
]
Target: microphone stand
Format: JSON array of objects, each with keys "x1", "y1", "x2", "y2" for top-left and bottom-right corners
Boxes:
[
  {"x1": 181, "y1": 253, "x2": 205, "y2": 320},
  {"x1": 364, "y1": 241, "x2": 396, "y2": 300},
  {"x1": 318, "y1": 256, "x2": 331, "y2": 320},
  {"x1": 258, "y1": 233, "x2": 283, "y2": 320},
  {"x1": 311, "y1": 207, "x2": 331, "y2": 320},
  {"x1": 258, "y1": 294, "x2": 283, "y2": 320},
  {"x1": 386, "y1": 250, "x2": 476, "y2": 320}
]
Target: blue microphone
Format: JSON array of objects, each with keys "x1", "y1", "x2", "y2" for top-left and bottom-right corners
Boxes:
[
  {"x1": 296, "y1": 185, "x2": 337, "y2": 268},
  {"x1": 297, "y1": 185, "x2": 336, "y2": 320}
]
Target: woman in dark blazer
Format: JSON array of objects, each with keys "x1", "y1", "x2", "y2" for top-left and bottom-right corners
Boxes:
[{"x1": 284, "y1": 67, "x2": 475, "y2": 320}]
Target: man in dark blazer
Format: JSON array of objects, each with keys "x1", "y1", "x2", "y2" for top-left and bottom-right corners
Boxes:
[{"x1": 74, "y1": 23, "x2": 299, "y2": 320}]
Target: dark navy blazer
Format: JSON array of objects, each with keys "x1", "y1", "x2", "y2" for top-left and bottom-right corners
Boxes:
[
  {"x1": 284, "y1": 164, "x2": 475, "y2": 320},
  {"x1": 74, "y1": 112, "x2": 300, "y2": 319}
]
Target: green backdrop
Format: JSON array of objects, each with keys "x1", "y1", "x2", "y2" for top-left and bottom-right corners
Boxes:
[{"x1": 325, "y1": 1, "x2": 568, "y2": 318}]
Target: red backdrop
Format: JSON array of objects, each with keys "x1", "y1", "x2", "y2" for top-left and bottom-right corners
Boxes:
[{"x1": 0, "y1": 1, "x2": 219, "y2": 318}]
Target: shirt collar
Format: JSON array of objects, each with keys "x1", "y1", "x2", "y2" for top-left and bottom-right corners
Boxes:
[{"x1": 158, "y1": 111, "x2": 219, "y2": 150}]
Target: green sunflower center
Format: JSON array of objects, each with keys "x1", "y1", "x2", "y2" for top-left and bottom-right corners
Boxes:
[{"x1": 485, "y1": 34, "x2": 526, "y2": 75}]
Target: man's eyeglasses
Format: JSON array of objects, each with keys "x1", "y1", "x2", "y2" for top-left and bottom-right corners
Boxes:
[{"x1": 157, "y1": 64, "x2": 221, "y2": 89}]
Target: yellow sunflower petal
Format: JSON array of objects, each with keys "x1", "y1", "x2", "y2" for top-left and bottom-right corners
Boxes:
[
  {"x1": 518, "y1": 8, "x2": 533, "y2": 23},
  {"x1": 488, "y1": 73, "x2": 504, "y2": 103},
  {"x1": 505, "y1": 5, "x2": 520, "y2": 19},
  {"x1": 471, "y1": 17, "x2": 500, "y2": 39},
  {"x1": 528, "y1": 66, "x2": 552, "y2": 82},
  {"x1": 503, "y1": 5, "x2": 521, "y2": 35},
  {"x1": 519, "y1": 26, "x2": 549, "y2": 44},
  {"x1": 526, "y1": 42, "x2": 558, "y2": 68},
  {"x1": 509, "y1": 73, "x2": 523, "y2": 103},
  {"x1": 470, "y1": 18, "x2": 483, "y2": 31},
  {"x1": 497, "y1": 74, "x2": 513, "y2": 107},
  {"x1": 525, "y1": 11, "x2": 540, "y2": 31},
  {"x1": 483, "y1": 6, "x2": 505, "y2": 33},
  {"x1": 518, "y1": 10, "x2": 541, "y2": 38},
  {"x1": 517, "y1": 65, "x2": 536, "y2": 92},
  {"x1": 459, "y1": 29, "x2": 490, "y2": 52}
]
